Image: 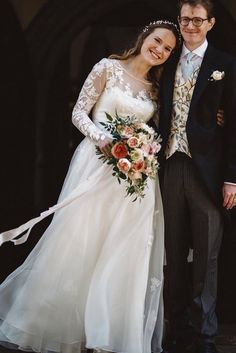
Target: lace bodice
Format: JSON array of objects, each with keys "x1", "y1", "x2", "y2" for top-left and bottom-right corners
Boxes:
[{"x1": 72, "y1": 58, "x2": 158, "y2": 144}]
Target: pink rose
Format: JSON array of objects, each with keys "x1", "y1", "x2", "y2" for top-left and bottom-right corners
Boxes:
[
  {"x1": 117, "y1": 158, "x2": 131, "y2": 173},
  {"x1": 133, "y1": 160, "x2": 145, "y2": 172},
  {"x1": 127, "y1": 137, "x2": 139, "y2": 148},
  {"x1": 123, "y1": 126, "x2": 134, "y2": 138}
]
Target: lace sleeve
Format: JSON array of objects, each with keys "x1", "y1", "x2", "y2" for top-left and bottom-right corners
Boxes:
[{"x1": 72, "y1": 58, "x2": 111, "y2": 144}]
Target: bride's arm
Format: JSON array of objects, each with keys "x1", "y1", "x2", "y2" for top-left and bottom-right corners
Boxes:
[{"x1": 72, "y1": 58, "x2": 112, "y2": 146}]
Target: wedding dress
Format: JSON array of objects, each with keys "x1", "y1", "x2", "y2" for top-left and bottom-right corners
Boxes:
[{"x1": 0, "y1": 58, "x2": 165, "y2": 353}]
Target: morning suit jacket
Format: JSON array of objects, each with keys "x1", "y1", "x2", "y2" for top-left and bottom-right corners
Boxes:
[{"x1": 159, "y1": 43, "x2": 236, "y2": 210}]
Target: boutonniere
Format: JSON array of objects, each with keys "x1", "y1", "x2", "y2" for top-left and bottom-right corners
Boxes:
[{"x1": 209, "y1": 70, "x2": 225, "y2": 81}]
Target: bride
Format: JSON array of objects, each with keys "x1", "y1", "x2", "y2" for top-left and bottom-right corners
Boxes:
[{"x1": 0, "y1": 21, "x2": 180, "y2": 353}]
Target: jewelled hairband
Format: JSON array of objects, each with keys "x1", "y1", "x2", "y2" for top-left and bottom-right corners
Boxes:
[{"x1": 143, "y1": 20, "x2": 182, "y2": 43}]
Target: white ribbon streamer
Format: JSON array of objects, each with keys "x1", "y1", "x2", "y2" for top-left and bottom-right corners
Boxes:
[{"x1": 0, "y1": 167, "x2": 104, "y2": 246}]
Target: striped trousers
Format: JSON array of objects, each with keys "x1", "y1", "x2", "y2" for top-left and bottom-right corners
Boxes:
[{"x1": 161, "y1": 152, "x2": 223, "y2": 343}]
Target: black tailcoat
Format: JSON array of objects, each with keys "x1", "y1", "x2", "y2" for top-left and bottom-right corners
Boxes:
[{"x1": 159, "y1": 44, "x2": 236, "y2": 210}]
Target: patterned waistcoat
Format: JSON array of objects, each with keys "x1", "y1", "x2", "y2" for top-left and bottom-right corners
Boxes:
[{"x1": 165, "y1": 62, "x2": 200, "y2": 158}]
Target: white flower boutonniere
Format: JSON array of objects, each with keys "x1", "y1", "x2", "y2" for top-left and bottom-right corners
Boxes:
[{"x1": 209, "y1": 70, "x2": 225, "y2": 81}]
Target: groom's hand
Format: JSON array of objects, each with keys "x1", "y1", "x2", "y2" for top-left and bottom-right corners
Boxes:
[{"x1": 223, "y1": 183, "x2": 236, "y2": 209}]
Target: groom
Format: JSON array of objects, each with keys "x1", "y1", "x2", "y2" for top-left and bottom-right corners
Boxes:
[{"x1": 158, "y1": 1, "x2": 236, "y2": 353}]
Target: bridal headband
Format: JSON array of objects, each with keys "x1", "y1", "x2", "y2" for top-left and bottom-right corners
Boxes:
[{"x1": 143, "y1": 20, "x2": 182, "y2": 44}]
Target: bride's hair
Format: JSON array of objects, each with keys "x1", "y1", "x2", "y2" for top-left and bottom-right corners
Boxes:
[{"x1": 109, "y1": 20, "x2": 181, "y2": 90}]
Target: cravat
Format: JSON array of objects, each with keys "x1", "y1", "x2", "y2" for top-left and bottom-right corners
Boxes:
[{"x1": 181, "y1": 52, "x2": 198, "y2": 80}]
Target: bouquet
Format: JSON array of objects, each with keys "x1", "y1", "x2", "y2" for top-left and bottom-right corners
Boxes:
[{"x1": 96, "y1": 112, "x2": 162, "y2": 201}]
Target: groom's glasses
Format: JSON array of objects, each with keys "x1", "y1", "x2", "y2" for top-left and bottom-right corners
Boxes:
[{"x1": 179, "y1": 17, "x2": 209, "y2": 27}]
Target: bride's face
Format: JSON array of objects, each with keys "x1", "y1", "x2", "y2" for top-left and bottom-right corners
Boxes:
[{"x1": 140, "y1": 28, "x2": 176, "y2": 66}]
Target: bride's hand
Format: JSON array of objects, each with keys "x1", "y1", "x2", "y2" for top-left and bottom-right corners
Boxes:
[{"x1": 98, "y1": 136, "x2": 113, "y2": 157}]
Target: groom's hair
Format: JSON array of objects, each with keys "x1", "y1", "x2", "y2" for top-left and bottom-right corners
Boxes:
[{"x1": 178, "y1": 0, "x2": 215, "y2": 18}]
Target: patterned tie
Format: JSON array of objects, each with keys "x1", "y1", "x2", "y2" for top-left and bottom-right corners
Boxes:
[{"x1": 181, "y1": 52, "x2": 197, "y2": 80}]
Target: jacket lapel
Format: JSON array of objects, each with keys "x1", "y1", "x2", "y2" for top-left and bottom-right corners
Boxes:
[{"x1": 190, "y1": 44, "x2": 216, "y2": 109}]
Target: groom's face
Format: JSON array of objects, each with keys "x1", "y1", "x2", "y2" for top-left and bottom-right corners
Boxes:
[{"x1": 179, "y1": 4, "x2": 215, "y2": 50}]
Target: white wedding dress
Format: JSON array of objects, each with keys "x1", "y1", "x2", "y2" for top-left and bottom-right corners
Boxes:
[{"x1": 0, "y1": 59, "x2": 164, "y2": 353}]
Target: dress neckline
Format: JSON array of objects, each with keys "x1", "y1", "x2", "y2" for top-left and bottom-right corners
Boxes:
[{"x1": 114, "y1": 60, "x2": 152, "y2": 86}]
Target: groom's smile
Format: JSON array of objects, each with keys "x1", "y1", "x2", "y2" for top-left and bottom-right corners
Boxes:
[{"x1": 179, "y1": 4, "x2": 215, "y2": 50}]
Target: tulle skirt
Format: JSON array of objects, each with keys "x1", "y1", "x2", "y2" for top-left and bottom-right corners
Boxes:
[{"x1": 0, "y1": 137, "x2": 165, "y2": 353}]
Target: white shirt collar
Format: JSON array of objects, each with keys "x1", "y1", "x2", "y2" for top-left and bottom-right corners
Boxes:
[{"x1": 181, "y1": 39, "x2": 208, "y2": 59}]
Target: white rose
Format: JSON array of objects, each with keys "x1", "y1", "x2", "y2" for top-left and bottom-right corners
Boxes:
[{"x1": 211, "y1": 70, "x2": 225, "y2": 81}]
